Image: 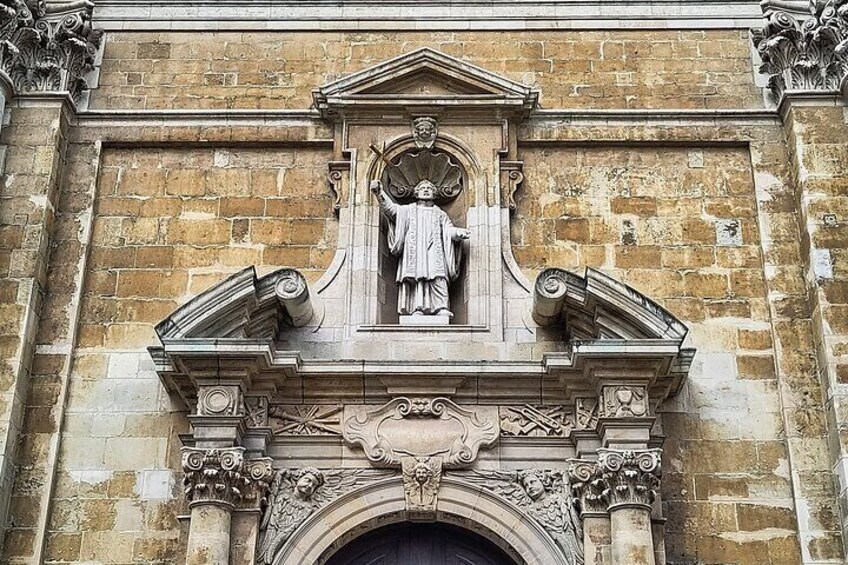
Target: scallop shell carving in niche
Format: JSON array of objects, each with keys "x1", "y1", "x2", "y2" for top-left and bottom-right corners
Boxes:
[{"x1": 385, "y1": 150, "x2": 463, "y2": 201}]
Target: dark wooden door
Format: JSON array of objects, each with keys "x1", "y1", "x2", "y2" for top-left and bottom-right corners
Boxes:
[{"x1": 325, "y1": 522, "x2": 517, "y2": 565}]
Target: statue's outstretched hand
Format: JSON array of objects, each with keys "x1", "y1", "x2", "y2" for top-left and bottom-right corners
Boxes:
[
  {"x1": 456, "y1": 229, "x2": 471, "y2": 240},
  {"x1": 369, "y1": 180, "x2": 382, "y2": 195}
]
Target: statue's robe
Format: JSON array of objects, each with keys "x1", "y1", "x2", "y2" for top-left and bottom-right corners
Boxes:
[{"x1": 379, "y1": 197, "x2": 464, "y2": 316}]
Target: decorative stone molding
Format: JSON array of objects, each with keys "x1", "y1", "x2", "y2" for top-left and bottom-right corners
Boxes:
[
  {"x1": 182, "y1": 447, "x2": 247, "y2": 509},
  {"x1": 567, "y1": 459, "x2": 608, "y2": 517},
  {"x1": 0, "y1": 0, "x2": 102, "y2": 102},
  {"x1": 600, "y1": 385, "x2": 649, "y2": 418},
  {"x1": 500, "y1": 160, "x2": 525, "y2": 212},
  {"x1": 313, "y1": 47, "x2": 539, "y2": 119},
  {"x1": 449, "y1": 468, "x2": 584, "y2": 564},
  {"x1": 402, "y1": 456, "x2": 442, "y2": 515},
  {"x1": 327, "y1": 160, "x2": 349, "y2": 213},
  {"x1": 257, "y1": 467, "x2": 396, "y2": 565},
  {"x1": 500, "y1": 405, "x2": 573, "y2": 437},
  {"x1": 269, "y1": 404, "x2": 342, "y2": 436},
  {"x1": 753, "y1": 0, "x2": 848, "y2": 99},
  {"x1": 242, "y1": 457, "x2": 274, "y2": 510},
  {"x1": 597, "y1": 448, "x2": 662, "y2": 511},
  {"x1": 155, "y1": 266, "x2": 313, "y2": 341},
  {"x1": 343, "y1": 397, "x2": 498, "y2": 468}
]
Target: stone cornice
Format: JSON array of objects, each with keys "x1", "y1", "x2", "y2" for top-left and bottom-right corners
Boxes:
[
  {"x1": 92, "y1": 0, "x2": 764, "y2": 31},
  {"x1": 0, "y1": 0, "x2": 102, "y2": 104},
  {"x1": 752, "y1": 0, "x2": 848, "y2": 101}
]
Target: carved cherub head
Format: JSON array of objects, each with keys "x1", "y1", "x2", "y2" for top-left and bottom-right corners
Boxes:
[
  {"x1": 414, "y1": 180, "x2": 437, "y2": 201},
  {"x1": 412, "y1": 117, "x2": 438, "y2": 148},
  {"x1": 295, "y1": 467, "x2": 324, "y2": 499},
  {"x1": 413, "y1": 462, "x2": 434, "y2": 486},
  {"x1": 518, "y1": 470, "x2": 547, "y2": 501}
]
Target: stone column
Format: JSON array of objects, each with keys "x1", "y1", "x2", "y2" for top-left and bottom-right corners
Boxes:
[
  {"x1": 597, "y1": 448, "x2": 661, "y2": 565},
  {"x1": 232, "y1": 457, "x2": 274, "y2": 564},
  {"x1": 182, "y1": 447, "x2": 247, "y2": 565},
  {"x1": 568, "y1": 459, "x2": 610, "y2": 565}
]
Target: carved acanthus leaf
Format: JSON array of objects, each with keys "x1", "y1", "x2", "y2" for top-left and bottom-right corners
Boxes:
[
  {"x1": 567, "y1": 459, "x2": 607, "y2": 516},
  {"x1": 182, "y1": 447, "x2": 247, "y2": 508},
  {"x1": 257, "y1": 467, "x2": 396, "y2": 565},
  {"x1": 597, "y1": 448, "x2": 662, "y2": 511},
  {"x1": 753, "y1": 0, "x2": 848, "y2": 99},
  {"x1": 0, "y1": 0, "x2": 102, "y2": 102}
]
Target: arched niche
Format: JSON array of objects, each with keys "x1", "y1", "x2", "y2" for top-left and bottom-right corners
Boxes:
[
  {"x1": 273, "y1": 477, "x2": 571, "y2": 565},
  {"x1": 366, "y1": 133, "x2": 484, "y2": 325}
]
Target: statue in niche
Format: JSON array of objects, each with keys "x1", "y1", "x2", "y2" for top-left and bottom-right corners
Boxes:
[{"x1": 370, "y1": 177, "x2": 469, "y2": 320}]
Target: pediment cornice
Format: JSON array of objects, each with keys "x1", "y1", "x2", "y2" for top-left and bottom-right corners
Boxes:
[{"x1": 313, "y1": 47, "x2": 539, "y2": 119}]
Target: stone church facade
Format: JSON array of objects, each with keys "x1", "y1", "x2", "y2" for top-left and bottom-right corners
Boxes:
[{"x1": 0, "y1": 1, "x2": 847, "y2": 564}]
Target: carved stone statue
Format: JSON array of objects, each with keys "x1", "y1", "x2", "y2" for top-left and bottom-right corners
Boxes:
[{"x1": 371, "y1": 179, "x2": 469, "y2": 321}]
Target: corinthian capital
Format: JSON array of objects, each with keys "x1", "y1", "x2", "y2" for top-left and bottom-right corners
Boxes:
[
  {"x1": 567, "y1": 459, "x2": 607, "y2": 517},
  {"x1": 242, "y1": 457, "x2": 274, "y2": 510},
  {"x1": 597, "y1": 448, "x2": 661, "y2": 511},
  {"x1": 0, "y1": 0, "x2": 102, "y2": 102},
  {"x1": 752, "y1": 0, "x2": 848, "y2": 99},
  {"x1": 182, "y1": 447, "x2": 247, "y2": 509}
]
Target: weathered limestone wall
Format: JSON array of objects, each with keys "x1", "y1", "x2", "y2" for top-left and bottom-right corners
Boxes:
[
  {"x1": 783, "y1": 102, "x2": 848, "y2": 557},
  {"x1": 514, "y1": 140, "x2": 841, "y2": 562},
  {"x1": 0, "y1": 25, "x2": 843, "y2": 565},
  {"x1": 0, "y1": 99, "x2": 71, "y2": 557},
  {"x1": 93, "y1": 30, "x2": 761, "y2": 110}
]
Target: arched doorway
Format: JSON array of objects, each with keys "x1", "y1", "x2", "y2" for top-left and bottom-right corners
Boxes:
[{"x1": 325, "y1": 522, "x2": 517, "y2": 565}]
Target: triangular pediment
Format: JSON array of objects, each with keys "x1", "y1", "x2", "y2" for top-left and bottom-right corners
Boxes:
[{"x1": 313, "y1": 47, "x2": 539, "y2": 118}]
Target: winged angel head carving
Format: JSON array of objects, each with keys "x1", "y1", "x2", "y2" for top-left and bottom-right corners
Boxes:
[
  {"x1": 257, "y1": 467, "x2": 395, "y2": 565},
  {"x1": 452, "y1": 468, "x2": 585, "y2": 565}
]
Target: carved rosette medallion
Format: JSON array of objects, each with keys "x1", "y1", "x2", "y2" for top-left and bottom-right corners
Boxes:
[
  {"x1": 197, "y1": 385, "x2": 243, "y2": 416},
  {"x1": 182, "y1": 447, "x2": 247, "y2": 509},
  {"x1": 567, "y1": 459, "x2": 607, "y2": 517},
  {"x1": 597, "y1": 448, "x2": 662, "y2": 511},
  {"x1": 343, "y1": 397, "x2": 498, "y2": 468}
]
